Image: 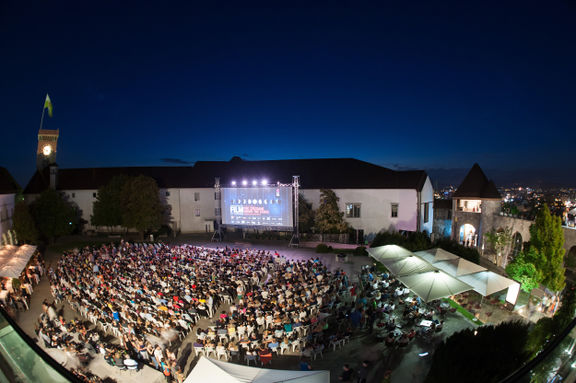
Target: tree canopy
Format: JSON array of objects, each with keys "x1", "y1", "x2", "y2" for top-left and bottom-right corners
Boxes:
[
  {"x1": 505, "y1": 249, "x2": 543, "y2": 293},
  {"x1": 298, "y1": 194, "x2": 315, "y2": 233},
  {"x1": 484, "y1": 227, "x2": 512, "y2": 259},
  {"x1": 425, "y1": 321, "x2": 530, "y2": 383},
  {"x1": 121, "y1": 175, "x2": 163, "y2": 238},
  {"x1": 314, "y1": 189, "x2": 348, "y2": 234},
  {"x1": 30, "y1": 189, "x2": 78, "y2": 242},
  {"x1": 11, "y1": 201, "x2": 38, "y2": 244},
  {"x1": 529, "y1": 204, "x2": 566, "y2": 292},
  {"x1": 91, "y1": 175, "x2": 129, "y2": 230}
]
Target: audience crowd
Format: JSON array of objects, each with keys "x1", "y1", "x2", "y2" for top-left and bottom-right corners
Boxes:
[{"x1": 37, "y1": 241, "x2": 451, "y2": 382}]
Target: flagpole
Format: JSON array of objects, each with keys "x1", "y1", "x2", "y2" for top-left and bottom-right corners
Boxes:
[{"x1": 39, "y1": 103, "x2": 46, "y2": 131}]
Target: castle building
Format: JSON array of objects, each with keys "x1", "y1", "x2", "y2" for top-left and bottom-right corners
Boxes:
[
  {"x1": 0, "y1": 167, "x2": 18, "y2": 241},
  {"x1": 24, "y1": 128, "x2": 435, "y2": 240},
  {"x1": 451, "y1": 163, "x2": 502, "y2": 249}
]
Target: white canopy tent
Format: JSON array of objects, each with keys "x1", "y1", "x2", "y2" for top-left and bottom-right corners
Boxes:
[
  {"x1": 185, "y1": 357, "x2": 329, "y2": 383},
  {"x1": 369, "y1": 245, "x2": 520, "y2": 304},
  {"x1": 414, "y1": 248, "x2": 459, "y2": 264},
  {"x1": 396, "y1": 270, "x2": 473, "y2": 303},
  {"x1": 432, "y1": 258, "x2": 487, "y2": 277},
  {"x1": 459, "y1": 271, "x2": 520, "y2": 303},
  {"x1": 367, "y1": 245, "x2": 416, "y2": 262},
  {"x1": 379, "y1": 256, "x2": 437, "y2": 276},
  {"x1": 0, "y1": 245, "x2": 37, "y2": 278}
]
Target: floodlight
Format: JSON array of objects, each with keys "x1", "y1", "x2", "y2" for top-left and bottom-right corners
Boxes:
[
  {"x1": 261, "y1": 179, "x2": 267, "y2": 185},
  {"x1": 242, "y1": 180, "x2": 248, "y2": 186},
  {"x1": 231, "y1": 181, "x2": 236, "y2": 186},
  {"x1": 252, "y1": 180, "x2": 258, "y2": 186}
]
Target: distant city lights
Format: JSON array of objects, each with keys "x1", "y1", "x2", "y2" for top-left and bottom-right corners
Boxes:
[{"x1": 231, "y1": 181, "x2": 236, "y2": 186}]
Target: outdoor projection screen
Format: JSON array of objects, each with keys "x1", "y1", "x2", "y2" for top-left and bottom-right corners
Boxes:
[{"x1": 222, "y1": 186, "x2": 293, "y2": 228}]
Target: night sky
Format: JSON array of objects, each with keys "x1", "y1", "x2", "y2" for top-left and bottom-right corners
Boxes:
[{"x1": 1, "y1": 1, "x2": 575, "y2": 188}]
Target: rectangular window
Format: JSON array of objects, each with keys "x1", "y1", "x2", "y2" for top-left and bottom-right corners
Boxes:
[
  {"x1": 165, "y1": 191, "x2": 170, "y2": 197},
  {"x1": 71, "y1": 193, "x2": 76, "y2": 198},
  {"x1": 194, "y1": 192, "x2": 200, "y2": 201},
  {"x1": 215, "y1": 207, "x2": 221, "y2": 216},
  {"x1": 391, "y1": 203, "x2": 399, "y2": 218},
  {"x1": 345, "y1": 203, "x2": 361, "y2": 218},
  {"x1": 93, "y1": 192, "x2": 97, "y2": 198},
  {"x1": 424, "y1": 202, "x2": 430, "y2": 223},
  {"x1": 214, "y1": 191, "x2": 221, "y2": 200},
  {"x1": 194, "y1": 208, "x2": 200, "y2": 217}
]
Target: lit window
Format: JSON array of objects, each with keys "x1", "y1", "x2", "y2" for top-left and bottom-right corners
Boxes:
[
  {"x1": 391, "y1": 203, "x2": 399, "y2": 218},
  {"x1": 345, "y1": 203, "x2": 361, "y2": 218}
]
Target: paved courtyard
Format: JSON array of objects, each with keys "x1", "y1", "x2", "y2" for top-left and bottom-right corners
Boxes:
[{"x1": 12, "y1": 234, "x2": 518, "y2": 382}]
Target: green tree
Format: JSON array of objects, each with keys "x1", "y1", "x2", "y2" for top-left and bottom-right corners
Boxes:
[
  {"x1": 526, "y1": 284, "x2": 576, "y2": 357},
  {"x1": 11, "y1": 201, "x2": 38, "y2": 244},
  {"x1": 121, "y1": 175, "x2": 163, "y2": 239},
  {"x1": 485, "y1": 227, "x2": 513, "y2": 264},
  {"x1": 505, "y1": 249, "x2": 543, "y2": 292},
  {"x1": 529, "y1": 204, "x2": 566, "y2": 292},
  {"x1": 425, "y1": 321, "x2": 530, "y2": 383},
  {"x1": 298, "y1": 194, "x2": 315, "y2": 233},
  {"x1": 30, "y1": 189, "x2": 78, "y2": 242},
  {"x1": 314, "y1": 189, "x2": 348, "y2": 236},
  {"x1": 91, "y1": 175, "x2": 129, "y2": 231}
]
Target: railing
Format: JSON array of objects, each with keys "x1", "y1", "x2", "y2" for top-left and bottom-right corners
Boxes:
[
  {"x1": 500, "y1": 316, "x2": 576, "y2": 382},
  {"x1": 0, "y1": 307, "x2": 80, "y2": 382}
]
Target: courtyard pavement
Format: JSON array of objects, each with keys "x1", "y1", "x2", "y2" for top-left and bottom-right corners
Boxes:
[{"x1": 12, "y1": 234, "x2": 526, "y2": 382}]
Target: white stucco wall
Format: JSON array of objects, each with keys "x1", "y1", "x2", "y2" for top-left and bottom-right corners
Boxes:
[
  {"x1": 178, "y1": 188, "x2": 216, "y2": 233},
  {"x1": 44, "y1": 184, "x2": 431, "y2": 236},
  {"x1": 300, "y1": 188, "x2": 419, "y2": 236},
  {"x1": 0, "y1": 193, "x2": 16, "y2": 239},
  {"x1": 419, "y1": 176, "x2": 434, "y2": 234}
]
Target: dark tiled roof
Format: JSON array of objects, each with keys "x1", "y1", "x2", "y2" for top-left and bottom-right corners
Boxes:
[
  {"x1": 434, "y1": 198, "x2": 452, "y2": 210},
  {"x1": 0, "y1": 167, "x2": 19, "y2": 194},
  {"x1": 453, "y1": 163, "x2": 501, "y2": 199},
  {"x1": 24, "y1": 158, "x2": 430, "y2": 193}
]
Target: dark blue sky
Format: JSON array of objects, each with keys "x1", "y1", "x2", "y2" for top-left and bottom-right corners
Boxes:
[{"x1": 1, "y1": 1, "x2": 575, "y2": 187}]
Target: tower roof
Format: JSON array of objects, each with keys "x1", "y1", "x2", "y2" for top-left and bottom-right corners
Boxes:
[
  {"x1": 453, "y1": 163, "x2": 501, "y2": 199},
  {"x1": 0, "y1": 167, "x2": 20, "y2": 194}
]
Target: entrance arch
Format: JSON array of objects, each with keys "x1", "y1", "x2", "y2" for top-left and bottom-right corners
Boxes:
[{"x1": 459, "y1": 224, "x2": 477, "y2": 247}]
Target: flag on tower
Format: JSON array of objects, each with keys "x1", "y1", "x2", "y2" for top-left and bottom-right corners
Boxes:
[{"x1": 44, "y1": 94, "x2": 53, "y2": 118}]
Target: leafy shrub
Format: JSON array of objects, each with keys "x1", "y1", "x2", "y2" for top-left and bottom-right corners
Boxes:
[
  {"x1": 371, "y1": 230, "x2": 431, "y2": 251},
  {"x1": 434, "y1": 238, "x2": 480, "y2": 264},
  {"x1": 315, "y1": 243, "x2": 332, "y2": 253}
]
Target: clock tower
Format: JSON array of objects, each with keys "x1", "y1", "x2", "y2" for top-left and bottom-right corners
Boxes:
[{"x1": 37, "y1": 129, "x2": 59, "y2": 171}]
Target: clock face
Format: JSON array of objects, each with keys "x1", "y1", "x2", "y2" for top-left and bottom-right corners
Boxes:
[{"x1": 42, "y1": 144, "x2": 52, "y2": 156}]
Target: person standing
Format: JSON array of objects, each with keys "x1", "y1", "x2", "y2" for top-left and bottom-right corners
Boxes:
[
  {"x1": 357, "y1": 360, "x2": 370, "y2": 383},
  {"x1": 339, "y1": 364, "x2": 354, "y2": 382}
]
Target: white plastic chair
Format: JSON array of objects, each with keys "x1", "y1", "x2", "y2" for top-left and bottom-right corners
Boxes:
[
  {"x1": 204, "y1": 346, "x2": 216, "y2": 358},
  {"x1": 245, "y1": 354, "x2": 257, "y2": 366},
  {"x1": 280, "y1": 342, "x2": 290, "y2": 354},
  {"x1": 216, "y1": 348, "x2": 229, "y2": 361},
  {"x1": 194, "y1": 346, "x2": 205, "y2": 357}
]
